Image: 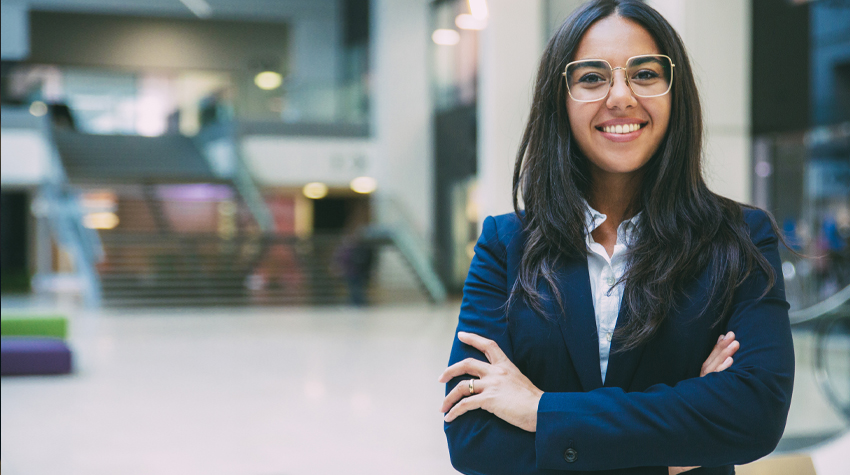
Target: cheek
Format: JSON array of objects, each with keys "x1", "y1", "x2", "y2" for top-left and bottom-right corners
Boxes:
[
  {"x1": 566, "y1": 105, "x2": 594, "y2": 143},
  {"x1": 650, "y1": 100, "x2": 672, "y2": 135}
]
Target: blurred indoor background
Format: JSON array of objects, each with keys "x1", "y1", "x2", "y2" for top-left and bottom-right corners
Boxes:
[{"x1": 0, "y1": 0, "x2": 848, "y2": 474}]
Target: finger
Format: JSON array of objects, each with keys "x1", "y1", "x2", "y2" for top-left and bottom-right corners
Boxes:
[
  {"x1": 440, "y1": 379, "x2": 482, "y2": 413},
  {"x1": 438, "y1": 358, "x2": 491, "y2": 383},
  {"x1": 440, "y1": 380, "x2": 469, "y2": 413},
  {"x1": 702, "y1": 343, "x2": 739, "y2": 376},
  {"x1": 457, "y1": 332, "x2": 508, "y2": 364},
  {"x1": 444, "y1": 394, "x2": 484, "y2": 423},
  {"x1": 706, "y1": 332, "x2": 733, "y2": 362},
  {"x1": 669, "y1": 467, "x2": 700, "y2": 475},
  {"x1": 721, "y1": 339, "x2": 740, "y2": 359},
  {"x1": 702, "y1": 332, "x2": 737, "y2": 375},
  {"x1": 707, "y1": 339, "x2": 739, "y2": 373},
  {"x1": 703, "y1": 339, "x2": 724, "y2": 368}
]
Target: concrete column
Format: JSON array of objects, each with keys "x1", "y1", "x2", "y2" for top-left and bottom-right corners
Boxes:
[
  {"x1": 371, "y1": 0, "x2": 433, "y2": 239},
  {"x1": 477, "y1": 0, "x2": 545, "y2": 224},
  {"x1": 290, "y1": 4, "x2": 342, "y2": 122},
  {"x1": 1, "y1": 1, "x2": 29, "y2": 60},
  {"x1": 648, "y1": 0, "x2": 753, "y2": 204}
]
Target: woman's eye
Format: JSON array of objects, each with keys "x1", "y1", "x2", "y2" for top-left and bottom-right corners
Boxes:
[
  {"x1": 578, "y1": 73, "x2": 606, "y2": 84},
  {"x1": 632, "y1": 69, "x2": 660, "y2": 81}
]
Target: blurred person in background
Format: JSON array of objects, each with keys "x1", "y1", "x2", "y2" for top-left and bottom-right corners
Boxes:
[
  {"x1": 439, "y1": 1, "x2": 794, "y2": 474},
  {"x1": 331, "y1": 208, "x2": 376, "y2": 306},
  {"x1": 332, "y1": 229, "x2": 375, "y2": 306}
]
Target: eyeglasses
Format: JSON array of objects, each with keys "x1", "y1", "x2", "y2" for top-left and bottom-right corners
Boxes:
[{"x1": 562, "y1": 54, "x2": 675, "y2": 102}]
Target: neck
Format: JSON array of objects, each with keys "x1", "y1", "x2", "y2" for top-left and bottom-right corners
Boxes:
[{"x1": 587, "y1": 169, "x2": 642, "y2": 224}]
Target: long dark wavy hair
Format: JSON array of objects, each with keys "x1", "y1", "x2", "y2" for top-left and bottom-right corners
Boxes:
[{"x1": 511, "y1": 0, "x2": 779, "y2": 351}]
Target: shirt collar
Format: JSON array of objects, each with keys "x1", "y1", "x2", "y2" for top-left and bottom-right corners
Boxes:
[{"x1": 583, "y1": 200, "x2": 641, "y2": 245}]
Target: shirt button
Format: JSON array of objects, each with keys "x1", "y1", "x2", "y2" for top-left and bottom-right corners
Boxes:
[
  {"x1": 605, "y1": 277, "x2": 616, "y2": 286},
  {"x1": 606, "y1": 332, "x2": 613, "y2": 342},
  {"x1": 563, "y1": 448, "x2": 578, "y2": 463}
]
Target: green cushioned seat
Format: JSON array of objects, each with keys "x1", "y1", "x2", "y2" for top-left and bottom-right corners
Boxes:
[{"x1": 1, "y1": 316, "x2": 68, "y2": 339}]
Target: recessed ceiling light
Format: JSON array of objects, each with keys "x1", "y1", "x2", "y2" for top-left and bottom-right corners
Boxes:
[
  {"x1": 254, "y1": 71, "x2": 283, "y2": 90},
  {"x1": 468, "y1": 0, "x2": 489, "y2": 20},
  {"x1": 350, "y1": 177, "x2": 377, "y2": 194},
  {"x1": 432, "y1": 29, "x2": 461, "y2": 46},
  {"x1": 303, "y1": 182, "x2": 329, "y2": 199},
  {"x1": 456, "y1": 14, "x2": 487, "y2": 30},
  {"x1": 29, "y1": 101, "x2": 48, "y2": 117}
]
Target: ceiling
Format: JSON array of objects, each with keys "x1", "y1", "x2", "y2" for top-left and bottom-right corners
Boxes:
[{"x1": 22, "y1": 0, "x2": 338, "y2": 22}]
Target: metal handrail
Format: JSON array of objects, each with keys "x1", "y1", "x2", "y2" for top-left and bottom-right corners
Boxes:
[
  {"x1": 787, "y1": 283, "x2": 850, "y2": 425},
  {"x1": 364, "y1": 225, "x2": 447, "y2": 304},
  {"x1": 814, "y1": 312, "x2": 850, "y2": 422},
  {"x1": 790, "y1": 285, "x2": 850, "y2": 324},
  {"x1": 37, "y1": 110, "x2": 104, "y2": 307},
  {"x1": 194, "y1": 121, "x2": 275, "y2": 233}
]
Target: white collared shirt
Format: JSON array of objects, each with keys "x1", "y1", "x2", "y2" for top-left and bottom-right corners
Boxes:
[{"x1": 584, "y1": 203, "x2": 640, "y2": 383}]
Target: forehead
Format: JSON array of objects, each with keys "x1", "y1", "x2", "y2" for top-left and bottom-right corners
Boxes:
[{"x1": 573, "y1": 15, "x2": 661, "y2": 64}]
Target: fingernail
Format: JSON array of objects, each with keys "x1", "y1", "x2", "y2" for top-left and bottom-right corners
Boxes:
[
  {"x1": 719, "y1": 334, "x2": 725, "y2": 342},
  {"x1": 458, "y1": 331, "x2": 468, "y2": 337}
]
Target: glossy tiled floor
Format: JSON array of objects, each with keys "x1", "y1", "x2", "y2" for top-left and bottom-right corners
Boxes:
[{"x1": 1, "y1": 301, "x2": 848, "y2": 474}]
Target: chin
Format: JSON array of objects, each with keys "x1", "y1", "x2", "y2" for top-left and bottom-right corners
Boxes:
[{"x1": 594, "y1": 158, "x2": 650, "y2": 176}]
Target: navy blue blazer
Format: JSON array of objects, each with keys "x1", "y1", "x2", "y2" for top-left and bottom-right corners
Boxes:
[{"x1": 444, "y1": 209, "x2": 795, "y2": 474}]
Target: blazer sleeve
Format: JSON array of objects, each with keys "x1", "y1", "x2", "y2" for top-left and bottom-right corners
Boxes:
[
  {"x1": 444, "y1": 215, "x2": 549, "y2": 475},
  {"x1": 535, "y1": 209, "x2": 795, "y2": 471}
]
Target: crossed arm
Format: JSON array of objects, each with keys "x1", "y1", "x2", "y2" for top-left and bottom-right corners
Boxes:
[
  {"x1": 440, "y1": 213, "x2": 794, "y2": 473},
  {"x1": 440, "y1": 331, "x2": 739, "y2": 430},
  {"x1": 440, "y1": 331, "x2": 740, "y2": 474}
]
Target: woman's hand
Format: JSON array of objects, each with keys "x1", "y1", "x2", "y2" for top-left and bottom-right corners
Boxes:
[
  {"x1": 700, "y1": 331, "x2": 739, "y2": 377},
  {"x1": 438, "y1": 331, "x2": 543, "y2": 432},
  {"x1": 669, "y1": 331, "x2": 740, "y2": 475}
]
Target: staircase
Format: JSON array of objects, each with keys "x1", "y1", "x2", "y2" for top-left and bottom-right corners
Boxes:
[
  {"x1": 96, "y1": 232, "x2": 437, "y2": 307},
  {"x1": 45, "y1": 125, "x2": 445, "y2": 307},
  {"x1": 97, "y1": 232, "x2": 351, "y2": 307}
]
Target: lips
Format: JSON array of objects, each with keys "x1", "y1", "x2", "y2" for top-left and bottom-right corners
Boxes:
[
  {"x1": 600, "y1": 123, "x2": 641, "y2": 134},
  {"x1": 595, "y1": 120, "x2": 647, "y2": 135},
  {"x1": 595, "y1": 119, "x2": 647, "y2": 142}
]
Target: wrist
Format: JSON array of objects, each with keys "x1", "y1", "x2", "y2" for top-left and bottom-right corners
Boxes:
[{"x1": 529, "y1": 390, "x2": 544, "y2": 432}]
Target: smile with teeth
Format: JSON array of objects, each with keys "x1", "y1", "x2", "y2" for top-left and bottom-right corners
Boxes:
[{"x1": 600, "y1": 123, "x2": 644, "y2": 134}]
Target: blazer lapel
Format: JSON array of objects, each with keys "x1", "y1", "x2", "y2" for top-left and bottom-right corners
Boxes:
[
  {"x1": 550, "y1": 257, "x2": 603, "y2": 392},
  {"x1": 603, "y1": 302, "x2": 647, "y2": 389}
]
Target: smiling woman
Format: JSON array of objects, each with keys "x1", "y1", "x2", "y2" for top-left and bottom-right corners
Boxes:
[
  {"x1": 566, "y1": 17, "x2": 672, "y2": 180},
  {"x1": 441, "y1": 1, "x2": 795, "y2": 474}
]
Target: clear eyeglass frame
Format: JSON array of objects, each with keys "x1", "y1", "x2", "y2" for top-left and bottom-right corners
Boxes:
[{"x1": 561, "y1": 54, "x2": 676, "y2": 103}]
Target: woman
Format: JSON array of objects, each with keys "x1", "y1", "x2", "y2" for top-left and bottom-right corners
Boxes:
[{"x1": 438, "y1": 1, "x2": 795, "y2": 474}]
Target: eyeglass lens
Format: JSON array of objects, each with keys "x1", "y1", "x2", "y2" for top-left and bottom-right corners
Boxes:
[{"x1": 565, "y1": 55, "x2": 672, "y2": 101}]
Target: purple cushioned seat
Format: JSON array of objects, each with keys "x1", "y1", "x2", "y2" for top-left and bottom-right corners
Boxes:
[{"x1": 1, "y1": 337, "x2": 73, "y2": 376}]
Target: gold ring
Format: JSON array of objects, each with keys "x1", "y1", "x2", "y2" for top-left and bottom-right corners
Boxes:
[{"x1": 469, "y1": 379, "x2": 475, "y2": 395}]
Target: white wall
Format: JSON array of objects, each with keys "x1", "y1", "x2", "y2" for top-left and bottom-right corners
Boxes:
[
  {"x1": 288, "y1": 3, "x2": 342, "y2": 121},
  {"x1": 371, "y1": 0, "x2": 433, "y2": 239},
  {"x1": 647, "y1": 0, "x2": 752, "y2": 204},
  {"x1": 241, "y1": 136, "x2": 373, "y2": 187},
  {"x1": 1, "y1": 1, "x2": 29, "y2": 60},
  {"x1": 0, "y1": 129, "x2": 51, "y2": 186},
  {"x1": 477, "y1": 0, "x2": 545, "y2": 222}
]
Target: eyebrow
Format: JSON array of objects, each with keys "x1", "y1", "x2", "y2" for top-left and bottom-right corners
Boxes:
[
  {"x1": 571, "y1": 60, "x2": 609, "y2": 68},
  {"x1": 573, "y1": 55, "x2": 662, "y2": 64},
  {"x1": 629, "y1": 56, "x2": 662, "y2": 66}
]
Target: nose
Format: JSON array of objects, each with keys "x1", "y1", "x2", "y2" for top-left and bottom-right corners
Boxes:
[{"x1": 606, "y1": 69, "x2": 637, "y2": 110}]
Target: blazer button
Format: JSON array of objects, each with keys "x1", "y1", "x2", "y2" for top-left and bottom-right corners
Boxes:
[{"x1": 563, "y1": 448, "x2": 578, "y2": 463}]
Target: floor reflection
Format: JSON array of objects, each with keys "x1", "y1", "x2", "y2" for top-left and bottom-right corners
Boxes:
[{"x1": 1, "y1": 303, "x2": 848, "y2": 474}]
